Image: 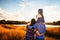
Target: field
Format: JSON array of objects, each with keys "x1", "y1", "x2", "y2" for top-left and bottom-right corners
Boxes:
[
  {"x1": 0, "y1": 24, "x2": 26, "y2": 40},
  {"x1": 45, "y1": 27, "x2": 60, "y2": 40},
  {"x1": 0, "y1": 24, "x2": 60, "y2": 40}
]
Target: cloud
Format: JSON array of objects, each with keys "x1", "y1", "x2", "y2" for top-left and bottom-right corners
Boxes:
[
  {"x1": 43, "y1": 5, "x2": 60, "y2": 22},
  {"x1": 19, "y1": 0, "x2": 34, "y2": 9},
  {"x1": 43, "y1": 5, "x2": 57, "y2": 12},
  {"x1": 0, "y1": 8, "x2": 6, "y2": 19},
  {"x1": 19, "y1": 3, "x2": 26, "y2": 9},
  {"x1": 0, "y1": 8, "x2": 17, "y2": 20},
  {"x1": 0, "y1": 8, "x2": 5, "y2": 13},
  {"x1": 0, "y1": 8, "x2": 2, "y2": 10}
]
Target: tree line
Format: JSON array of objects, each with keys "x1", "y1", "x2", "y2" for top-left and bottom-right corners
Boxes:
[
  {"x1": 46, "y1": 20, "x2": 60, "y2": 25},
  {"x1": 0, "y1": 20, "x2": 27, "y2": 24}
]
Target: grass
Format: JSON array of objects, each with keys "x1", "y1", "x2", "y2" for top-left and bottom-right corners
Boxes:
[
  {"x1": 0, "y1": 24, "x2": 60, "y2": 40},
  {"x1": 0, "y1": 24, "x2": 26, "y2": 40},
  {"x1": 45, "y1": 27, "x2": 60, "y2": 39}
]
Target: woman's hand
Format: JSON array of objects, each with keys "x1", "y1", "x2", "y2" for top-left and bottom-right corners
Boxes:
[
  {"x1": 36, "y1": 31, "x2": 41, "y2": 36},
  {"x1": 36, "y1": 30, "x2": 44, "y2": 36}
]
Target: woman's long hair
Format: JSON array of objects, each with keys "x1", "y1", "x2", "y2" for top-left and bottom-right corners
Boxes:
[{"x1": 30, "y1": 18, "x2": 36, "y2": 26}]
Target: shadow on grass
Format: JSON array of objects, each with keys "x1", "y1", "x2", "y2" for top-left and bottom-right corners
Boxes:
[
  {"x1": 45, "y1": 30, "x2": 60, "y2": 39},
  {"x1": 2, "y1": 25, "x2": 13, "y2": 29}
]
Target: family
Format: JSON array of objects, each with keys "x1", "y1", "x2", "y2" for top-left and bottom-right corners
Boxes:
[{"x1": 24, "y1": 9, "x2": 46, "y2": 40}]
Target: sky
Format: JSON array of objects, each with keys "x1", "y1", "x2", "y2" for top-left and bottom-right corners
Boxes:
[{"x1": 0, "y1": 0, "x2": 60, "y2": 22}]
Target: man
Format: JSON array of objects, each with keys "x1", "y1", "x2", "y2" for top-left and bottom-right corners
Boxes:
[{"x1": 34, "y1": 9, "x2": 46, "y2": 40}]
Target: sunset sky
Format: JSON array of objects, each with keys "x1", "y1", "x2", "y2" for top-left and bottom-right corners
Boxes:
[{"x1": 0, "y1": 0, "x2": 60, "y2": 22}]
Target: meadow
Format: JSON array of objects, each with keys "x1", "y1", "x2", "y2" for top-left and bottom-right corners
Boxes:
[
  {"x1": 0, "y1": 24, "x2": 26, "y2": 40},
  {"x1": 0, "y1": 24, "x2": 60, "y2": 40}
]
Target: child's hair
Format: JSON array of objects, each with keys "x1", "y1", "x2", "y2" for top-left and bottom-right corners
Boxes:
[
  {"x1": 30, "y1": 18, "x2": 36, "y2": 26},
  {"x1": 37, "y1": 9, "x2": 45, "y2": 23},
  {"x1": 38, "y1": 9, "x2": 44, "y2": 19}
]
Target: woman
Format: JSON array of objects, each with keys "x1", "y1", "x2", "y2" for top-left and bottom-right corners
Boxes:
[
  {"x1": 24, "y1": 18, "x2": 36, "y2": 40},
  {"x1": 34, "y1": 9, "x2": 46, "y2": 40}
]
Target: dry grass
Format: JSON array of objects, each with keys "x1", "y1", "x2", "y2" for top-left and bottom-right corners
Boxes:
[
  {"x1": 0, "y1": 24, "x2": 26, "y2": 40},
  {"x1": 0, "y1": 24, "x2": 60, "y2": 40},
  {"x1": 46, "y1": 27, "x2": 60, "y2": 34}
]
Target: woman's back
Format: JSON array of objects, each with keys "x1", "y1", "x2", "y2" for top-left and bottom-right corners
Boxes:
[{"x1": 25, "y1": 25, "x2": 35, "y2": 40}]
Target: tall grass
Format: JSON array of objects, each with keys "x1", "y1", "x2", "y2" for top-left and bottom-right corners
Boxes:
[
  {"x1": 0, "y1": 24, "x2": 26, "y2": 40},
  {"x1": 0, "y1": 24, "x2": 60, "y2": 40}
]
